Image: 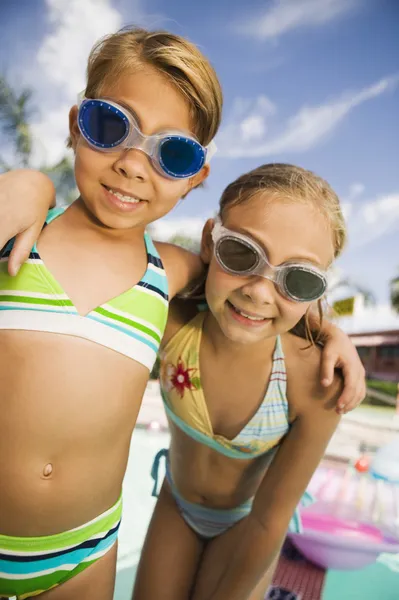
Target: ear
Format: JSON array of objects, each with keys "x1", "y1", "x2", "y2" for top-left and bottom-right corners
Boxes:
[
  {"x1": 187, "y1": 163, "x2": 211, "y2": 194},
  {"x1": 68, "y1": 105, "x2": 80, "y2": 150},
  {"x1": 200, "y1": 218, "x2": 215, "y2": 265},
  {"x1": 180, "y1": 164, "x2": 210, "y2": 200},
  {"x1": 193, "y1": 163, "x2": 210, "y2": 187}
]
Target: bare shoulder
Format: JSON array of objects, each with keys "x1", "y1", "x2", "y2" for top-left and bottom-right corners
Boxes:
[
  {"x1": 161, "y1": 297, "x2": 199, "y2": 348},
  {"x1": 282, "y1": 332, "x2": 343, "y2": 419},
  {"x1": 153, "y1": 241, "x2": 204, "y2": 299}
]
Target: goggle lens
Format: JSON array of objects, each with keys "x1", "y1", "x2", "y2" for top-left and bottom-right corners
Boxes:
[
  {"x1": 284, "y1": 268, "x2": 326, "y2": 301},
  {"x1": 217, "y1": 238, "x2": 258, "y2": 272},
  {"x1": 159, "y1": 137, "x2": 205, "y2": 178},
  {"x1": 80, "y1": 102, "x2": 128, "y2": 147}
]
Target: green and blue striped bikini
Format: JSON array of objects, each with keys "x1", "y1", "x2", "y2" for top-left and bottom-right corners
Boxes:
[
  {"x1": 0, "y1": 206, "x2": 168, "y2": 370},
  {"x1": 0, "y1": 206, "x2": 168, "y2": 599}
]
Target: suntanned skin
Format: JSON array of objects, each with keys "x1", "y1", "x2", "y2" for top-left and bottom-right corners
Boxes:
[
  {"x1": 0, "y1": 61, "x2": 210, "y2": 547},
  {"x1": 0, "y1": 201, "x2": 203, "y2": 537},
  {"x1": 133, "y1": 200, "x2": 344, "y2": 600},
  {"x1": 133, "y1": 300, "x2": 342, "y2": 600}
]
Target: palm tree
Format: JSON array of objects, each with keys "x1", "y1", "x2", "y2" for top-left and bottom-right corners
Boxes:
[
  {"x1": 42, "y1": 156, "x2": 76, "y2": 205},
  {"x1": 390, "y1": 274, "x2": 399, "y2": 314},
  {"x1": 0, "y1": 75, "x2": 76, "y2": 202},
  {"x1": 0, "y1": 76, "x2": 33, "y2": 169},
  {"x1": 328, "y1": 276, "x2": 376, "y2": 307}
]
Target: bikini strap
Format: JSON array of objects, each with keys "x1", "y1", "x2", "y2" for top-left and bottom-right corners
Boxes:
[
  {"x1": 45, "y1": 206, "x2": 67, "y2": 225},
  {"x1": 269, "y1": 335, "x2": 288, "y2": 401}
]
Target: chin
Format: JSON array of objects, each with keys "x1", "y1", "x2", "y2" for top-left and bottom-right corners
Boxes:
[
  {"x1": 220, "y1": 321, "x2": 265, "y2": 345},
  {"x1": 91, "y1": 206, "x2": 142, "y2": 230}
]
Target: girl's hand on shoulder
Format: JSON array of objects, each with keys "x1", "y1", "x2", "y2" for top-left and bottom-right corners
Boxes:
[
  {"x1": 319, "y1": 323, "x2": 366, "y2": 414},
  {"x1": 0, "y1": 169, "x2": 55, "y2": 275}
]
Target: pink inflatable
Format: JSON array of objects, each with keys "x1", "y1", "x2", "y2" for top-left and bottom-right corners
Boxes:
[
  {"x1": 289, "y1": 508, "x2": 399, "y2": 569},
  {"x1": 288, "y1": 465, "x2": 399, "y2": 570}
]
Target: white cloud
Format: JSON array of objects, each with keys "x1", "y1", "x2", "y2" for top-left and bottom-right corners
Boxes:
[
  {"x1": 37, "y1": 0, "x2": 124, "y2": 98},
  {"x1": 150, "y1": 217, "x2": 206, "y2": 242},
  {"x1": 337, "y1": 183, "x2": 399, "y2": 248},
  {"x1": 30, "y1": 104, "x2": 74, "y2": 167},
  {"x1": 347, "y1": 183, "x2": 365, "y2": 200},
  {"x1": 235, "y1": 0, "x2": 360, "y2": 41},
  {"x1": 217, "y1": 74, "x2": 399, "y2": 159},
  {"x1": 347, "y1": 193, "x2": 399, "y2": 247},
  {"x1": 340, "y1": 202, "x2": 353, "y2": 223},
  {"x1": 27, "y1": 0, "x2": 145, "y2": 166}
]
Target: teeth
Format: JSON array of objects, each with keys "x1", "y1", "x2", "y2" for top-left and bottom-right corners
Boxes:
[
  {"x1": 233, "y1": 304, "x2": 266, "y2": 320},
  {"x1": 239, "y1": 311, "x2": 265, "y2": 321},
  {"x1": 109, "y1": 188, "x2": 140, "y2": 203}
]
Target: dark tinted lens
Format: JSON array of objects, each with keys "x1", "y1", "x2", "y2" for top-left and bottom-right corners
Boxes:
[
  {"x1": 217, "y1": 238, "x2": 258, "y2": 272},
  {"x1": 82, "y1": 103, "x2": 127, "y2": 146},
  {"x1": 285, "y1": 268, "x2": 325, "y2": 300},
  {"x1": 160, "y1": 138, "x2": 204, "y2": 177}
]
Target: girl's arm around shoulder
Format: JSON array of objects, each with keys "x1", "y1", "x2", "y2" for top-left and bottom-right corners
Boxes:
[
  {"x1": 154, "y1": 241, "x2": 204, "y2": 300},
  {"x1": 192, "y1": 339, "x2": 342, "y2": 600},
  {"x1": 0, "y1": 169, "x2": 56, "y2": 275},
  {"x1": 307, "y1": 310, "x2": 366, "y2": 413}
]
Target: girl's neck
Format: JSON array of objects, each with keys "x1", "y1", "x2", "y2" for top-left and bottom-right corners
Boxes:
[
  {"x1": 63, "y1": 197, "x2": 146, "y2": 243},
  {"x1": 202, "y1": 310, "x2": 277, "y2": 360}
]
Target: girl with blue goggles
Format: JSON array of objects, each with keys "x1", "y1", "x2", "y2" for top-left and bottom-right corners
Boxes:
[{"x1": 78, "y1": 97, "x2": 217, "y2": 180}]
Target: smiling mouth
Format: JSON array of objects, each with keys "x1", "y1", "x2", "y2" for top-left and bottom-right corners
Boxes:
[
  {"x1": 103, "y1": 185, "x2": 145, "y2": 204},
  {"x1": 227, "y1": 300, "x2": 272, "y2": 322}
]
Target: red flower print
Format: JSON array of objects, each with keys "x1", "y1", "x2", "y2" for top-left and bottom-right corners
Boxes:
[{"x1": 168, "y1": 357, "x2": 198, "y2": 398}]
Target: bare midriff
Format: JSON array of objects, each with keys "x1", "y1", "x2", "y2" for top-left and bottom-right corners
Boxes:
[
  {"x1": 168, "y1": 421, "x2": 273, "y2": 509},
  {"x1": 0, "y1": 330, "x2": 148, "y2": 536}
]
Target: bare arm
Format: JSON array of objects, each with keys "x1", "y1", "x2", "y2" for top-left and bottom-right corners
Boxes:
[
  {"x1": 307, "y1": 311, "x2": 366, "y2": 413},
  {"x1": 0, "y1": 169, "x2": 55, "y2": 275},
  {"x1": 155, "y1": 241, "x2": 205, "y2": 301},
  {"x1": 191, "y1": 374, "x2": 342, "y2": 600}
]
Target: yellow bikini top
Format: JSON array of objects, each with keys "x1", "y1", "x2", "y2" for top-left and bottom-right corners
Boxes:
[{"x1": 160, "y1": 311, "x2": 290, "y2": 459}]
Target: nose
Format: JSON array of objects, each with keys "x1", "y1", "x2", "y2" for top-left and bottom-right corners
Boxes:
[
  {"x1": 112, "y1": 148, "x2": 151, "y2": 182},
  {"x1": 240, "y1": 275, "x2": 276, "y2": 306}
]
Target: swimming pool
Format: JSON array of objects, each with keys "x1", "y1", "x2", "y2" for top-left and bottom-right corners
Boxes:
[
  {"x1": 114, "y1": 427, "x2": 169, "y2": 600},
  {"x1": 114, "y1": 403, "x2": 399, "y2": 600}
]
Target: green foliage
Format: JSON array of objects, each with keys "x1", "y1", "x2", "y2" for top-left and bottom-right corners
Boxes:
[
  {"x1": 390, "y1": 275, "x2": 399, "y2": 314},
  {"x1": 0, "y1": 75, "x2": 76, "y2": 202},
  {"x1": 367, "y1": 379, "x2": 398, "y2": 397},
  {"x1": 0, "y1": 76, "x2": 33, "y2": 168},
  {"x1": 169, "y1": 233, "x2": 200, "y2": 254}
]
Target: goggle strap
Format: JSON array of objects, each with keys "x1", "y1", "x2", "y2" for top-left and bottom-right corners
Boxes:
[
  {"x1": 205, "y1": 140, "x2": 217, "y2": 163},
  {"x1": 76, "y1": 91, "x2": 85, "y2": 107}
]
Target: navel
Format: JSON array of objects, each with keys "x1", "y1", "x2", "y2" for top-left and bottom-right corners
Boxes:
[{"x1": 41, "y1": 463, "x2": 53, "y2": 479}]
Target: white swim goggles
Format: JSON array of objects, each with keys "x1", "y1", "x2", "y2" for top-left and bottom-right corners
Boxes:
[
  {"x1": 211, "y1": 218, "x2": 328, "y2": 302},
  {"x1": 77, "y1": 96, "x2": 216, "y2": 180}
]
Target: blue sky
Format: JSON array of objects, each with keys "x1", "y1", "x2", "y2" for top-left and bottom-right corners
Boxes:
[{"x1": 1, "y1": 0, "x2": 398, "y2": 327}]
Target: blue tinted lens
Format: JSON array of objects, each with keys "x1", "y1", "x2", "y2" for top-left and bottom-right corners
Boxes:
[
  {"x1": 79, "y1": 101, "x2": 128, "y2": 148},
  {"x1": 159, "y1": 137, "x2": 205, "y2": 178}
]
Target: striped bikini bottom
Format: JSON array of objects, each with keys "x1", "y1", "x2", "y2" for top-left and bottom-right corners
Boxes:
[
  {"x1": 0, "y1": 494, "x2": 122, "y2": 599},
  {"x1": 151, "y1": 449, "x2": 313, "y2": 540}
]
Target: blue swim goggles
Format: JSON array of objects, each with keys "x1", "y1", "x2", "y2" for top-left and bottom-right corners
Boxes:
[{"x1": 78, "y1": 97, "x2": 217, "y2": 180}]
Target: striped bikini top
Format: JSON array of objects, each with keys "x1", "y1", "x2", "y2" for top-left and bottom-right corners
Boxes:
[
  {"x1": 0, "y1": 206, "x2": 168, "y2": 371},
  {"x1": 160, "y1": 311, "x2": 290, "y2": 460}
]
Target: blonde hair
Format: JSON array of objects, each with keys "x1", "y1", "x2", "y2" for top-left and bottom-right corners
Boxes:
[
  {"x1": 68, "y1": 26, "x2": 222, "y2": 147},
  {"x1": 219, "y1": 163, "x2": 347, "y2": 344}
]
